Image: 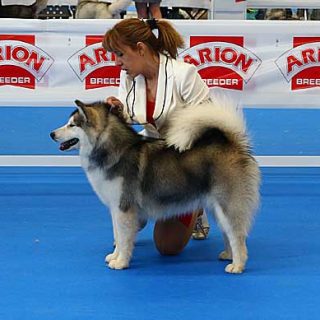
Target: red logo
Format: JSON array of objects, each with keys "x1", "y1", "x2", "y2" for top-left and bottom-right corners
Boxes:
[
  {"x1": 68, "y1": 35, "x2": 120, "y2": 90},
  {"x1": 180, "y1": 36, "x2": 261, "y2": 90},
  {"x1": 0, "y1": 35, "x2": 53, "y2": 89},
  {"x1": 275, "y1": 37, "x2": 320, "y2": 90}
]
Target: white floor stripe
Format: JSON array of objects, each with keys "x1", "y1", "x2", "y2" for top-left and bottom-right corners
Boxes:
[
  {"x1": 0, "y1": 155, "x2": 319, "y2": 167},
  {"x1": 0, "y1": 155, "x2": 80, "y2": 167},
  {"x1": 256, "y1": 156, "x2": 320, "y2": 167}
]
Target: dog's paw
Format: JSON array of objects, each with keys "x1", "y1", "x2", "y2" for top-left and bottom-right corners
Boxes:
[
  {"x1": 105, "y1": 252, "x2": 118, "y2": 263},
  {"x1": 219, "y1": 250, "x2": 232, "y2": 261},
  {"x1": 225, "y1": 263, "x2": 244, "y2": 274},
  {"x1": 108, "y1": 258, "x2": 129, "y2": 270}
]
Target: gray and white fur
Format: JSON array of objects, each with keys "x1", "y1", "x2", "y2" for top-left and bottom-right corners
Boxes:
[
  {"x1": 75, "y1": 0, "x2": 131, "y2": 19},
  {"x1": 50, "y1": 99, "x2": 260, "y2": 274}
]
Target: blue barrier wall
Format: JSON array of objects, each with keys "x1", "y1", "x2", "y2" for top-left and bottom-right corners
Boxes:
[
  {"x1": 0, "y1": 105, "x2": 319, "y2": 196},
  {"x1": 0, "y1": 106, "x2": 319, "y2": 155}
]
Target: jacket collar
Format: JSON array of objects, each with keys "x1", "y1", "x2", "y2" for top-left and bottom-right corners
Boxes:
[
  {"x1": 130, "y1": 53, "x2": 173, "y2": 125},
  {"x1": 153, "y1": 53, "x2": 173, "y2": 124}
]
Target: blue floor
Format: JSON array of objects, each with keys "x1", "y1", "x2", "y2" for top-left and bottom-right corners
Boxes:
[{"x1": 0, "y1": 168, "x2": 320, "y2": 320}]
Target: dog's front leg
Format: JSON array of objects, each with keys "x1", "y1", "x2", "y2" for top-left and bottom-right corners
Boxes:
[
  {"x1": 105, "y1": 209, "x2": 119, "y2": 263},
  {"x1": 107, "y1": 209, "x2": 138, "y2": 270}
]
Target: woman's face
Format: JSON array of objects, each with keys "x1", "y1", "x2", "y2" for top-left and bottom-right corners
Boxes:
[{"x1": 113, "y1": 44, "x2": 144, "y2": 78}]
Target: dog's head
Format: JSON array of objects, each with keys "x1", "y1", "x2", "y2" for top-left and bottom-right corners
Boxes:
[{"x1": 50, "y1": 100, "x2": 124, "y2": 151}]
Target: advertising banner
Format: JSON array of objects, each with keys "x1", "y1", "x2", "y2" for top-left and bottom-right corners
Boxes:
[{"x1": 0, "y1": 19, "x2": 319, "y2": 108}]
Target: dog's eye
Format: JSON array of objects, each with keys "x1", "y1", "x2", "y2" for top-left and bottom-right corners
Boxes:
[{"x1": 69, "y1": 124, "x2": 76, "y2": 128}]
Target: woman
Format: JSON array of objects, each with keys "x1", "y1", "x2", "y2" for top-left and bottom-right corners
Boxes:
[
  {"x1": 134, "y1": 0, "x2": 162, "y2": 19},
  {"x1": 103, "y1": 18, "x2": 210, "y2": 255}
]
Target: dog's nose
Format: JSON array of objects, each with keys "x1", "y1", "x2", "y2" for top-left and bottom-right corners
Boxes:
[{"x1": 50, "y1": 132, "x2": 55, "y2": 140}]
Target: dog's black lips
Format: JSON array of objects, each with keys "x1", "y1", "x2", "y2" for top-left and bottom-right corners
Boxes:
[{"x1": 60, "y1": 138, "x2": 79, "y2": 151}]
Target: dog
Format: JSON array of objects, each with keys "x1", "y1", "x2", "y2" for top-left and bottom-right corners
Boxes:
[
  {"x1": 0, "y1": 0, "x2": 48, "y2": 18},
  {"x1": 50, "y1": 99, "x2": 260, "y2": 274},
  {"x1": 75, "y1": 0, "x2": 131, "y2": 19}
]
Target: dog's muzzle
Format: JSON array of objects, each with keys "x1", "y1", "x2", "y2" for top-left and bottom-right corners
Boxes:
[{"x1": 50, "y1": 131, "x2": 79, "y2": 151}]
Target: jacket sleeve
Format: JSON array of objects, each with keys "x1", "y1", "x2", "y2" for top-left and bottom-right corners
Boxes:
[{"x1": 177, "y1": 62, "x2": 210, "y2": 105}]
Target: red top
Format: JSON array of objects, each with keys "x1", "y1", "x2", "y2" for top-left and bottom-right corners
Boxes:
[{"x1": 146, "y1": 99, "x2": 156, "y2": 126}]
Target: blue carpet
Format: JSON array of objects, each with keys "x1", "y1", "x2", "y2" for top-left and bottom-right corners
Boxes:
[{"x1": 0, "y1": 168, "x2": 320, "y2": 320}]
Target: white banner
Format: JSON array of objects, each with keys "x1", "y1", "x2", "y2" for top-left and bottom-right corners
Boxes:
[{"x1": 0, "y1": 19, "x2": 320, "y2": 108}]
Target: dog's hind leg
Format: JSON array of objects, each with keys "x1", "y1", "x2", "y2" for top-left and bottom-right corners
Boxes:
[
  {"x1": 107, "y1": 208, "x2": 138, "y2": 270},
  {"x1": 218, "y1": 233, "x2": 232, "y2": 261},
  {"x1": 213, "y1": 202, "x2": 248, "y2": 274}
]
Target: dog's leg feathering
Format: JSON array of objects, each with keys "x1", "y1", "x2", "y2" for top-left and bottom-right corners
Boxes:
[
  {"x1": 218, "y1": 233, "x2": 233, "y2": 261},
  {"x1": 106, "y1": 208, "x2": 138, "y2": 270},
  {"x1": 213, "y1": 203, "x2": 248, "y2": 274}
]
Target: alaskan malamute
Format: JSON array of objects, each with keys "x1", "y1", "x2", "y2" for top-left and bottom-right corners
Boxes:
[{"x1": 50, "y1": 100, "x2": 260, "y2": 274}]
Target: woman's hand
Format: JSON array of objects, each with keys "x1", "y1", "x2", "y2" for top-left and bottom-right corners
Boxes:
[
  {"x1": 106, "y1": 96, "x2": 126, "y2": 120},
  {"x1": 106, "y1": 96, "x2": 124, "y2": 109}
]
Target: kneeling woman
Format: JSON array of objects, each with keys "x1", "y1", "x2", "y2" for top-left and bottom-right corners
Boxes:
[{"x1": 103, "y1": 18, "x2": 210, "y2": 254}]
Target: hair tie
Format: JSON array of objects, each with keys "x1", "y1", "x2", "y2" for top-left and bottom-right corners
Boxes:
[
  {"x1": 146, "y1": 18, "x2": 158, "y2": 30},
  {"x1": 145, "y1": 18, "x2": 159, "y2": 39}
]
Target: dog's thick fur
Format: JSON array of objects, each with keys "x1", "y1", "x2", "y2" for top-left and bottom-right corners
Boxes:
[
  {"x1": 0, "y1": 0, "x2": 48, "y2": 18},
  {"x1": 51, "y1": 100, "x2": 260, "y2": 274},
  {"x1": 75, "y1": 0, "x2": 131, "y2": 19}
]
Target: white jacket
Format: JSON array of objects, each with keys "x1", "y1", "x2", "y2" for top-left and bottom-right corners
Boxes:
[{"x1": 118, "y1": 53, "x2": 210, "y2": 137}]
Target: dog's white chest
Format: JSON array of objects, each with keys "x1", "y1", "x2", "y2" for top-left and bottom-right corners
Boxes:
[{"x1": 84, "y1": 166, "x2": 123, "y2": 207}]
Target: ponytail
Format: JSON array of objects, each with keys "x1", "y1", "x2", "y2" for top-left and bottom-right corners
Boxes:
[
  {"x1": 103, "y1": 18, "x2": 185, "y2": 59},
  {"x1": 154, "y1": 19, "x2": 185, "y2": 58}
]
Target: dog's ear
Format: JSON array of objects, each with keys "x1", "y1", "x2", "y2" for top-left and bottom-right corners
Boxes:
[{"x1": 75, "y1": 100, "x2": 89, "y2": 122}]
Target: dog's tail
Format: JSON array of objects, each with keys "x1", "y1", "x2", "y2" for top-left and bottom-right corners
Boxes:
[
  {"x1": 164, "y1": 96, "x2": 248, "y2": 152},
  {"x1": 108, "y1": 0, "x2": 131, "y2": 16}
]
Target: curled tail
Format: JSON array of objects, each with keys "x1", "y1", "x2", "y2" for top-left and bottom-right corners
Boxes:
[{"x1": 164, "y1": 98, "x2": 248, "y2": 152}]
